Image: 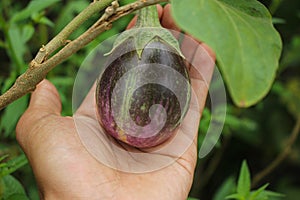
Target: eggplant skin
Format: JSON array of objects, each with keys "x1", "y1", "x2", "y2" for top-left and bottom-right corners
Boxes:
[{"x1": 96, "y1": 38, "x2": 191, "y2": 148}]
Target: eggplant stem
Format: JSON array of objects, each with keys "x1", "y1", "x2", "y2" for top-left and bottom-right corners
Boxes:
[{"x1": 135, "y1": 5, "x2": 161, "y2": 28}]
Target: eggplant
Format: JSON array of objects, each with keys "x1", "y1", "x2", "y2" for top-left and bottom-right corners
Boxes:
[
  {"x1": 96, "y1": 37, "x2": 191, "y2": 148},
  {"x1": 95, "y1": 6, "x2": 191, "y2": 148}
]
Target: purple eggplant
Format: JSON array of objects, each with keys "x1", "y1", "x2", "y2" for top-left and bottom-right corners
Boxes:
[{"x1": 95, "y1": 37, "x2": 191, "y2": 148}]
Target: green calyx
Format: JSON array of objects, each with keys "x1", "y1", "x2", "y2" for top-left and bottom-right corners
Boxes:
[{"x1": 105, "y1": 5, "x2": 184, "y2": 58}]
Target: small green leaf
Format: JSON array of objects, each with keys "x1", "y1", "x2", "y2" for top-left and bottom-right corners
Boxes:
[
  {"x1": 0, "y1": 154, "x2": 28, "y2": 177},
  {"x1": 172, "y1": 0, "x2": 282, "y2": 107},
  {"x1": 6, "y1": 193, "x2": 30, "y2": 200},
  {"x1": 0, "y1": 95, "x2": 29, "y2": 138},
  {"x1": 21, "y1": 24, "x2": 34, "y2": 43},
  {"x1": 226, "y1": 193, "x2": 244, "y2": 200},
  {"x1": 0, "y1": 175, "x2": 28, "y2": 199},
  {"x1": 250, "y1": 183, "x2": 269, "y2": 199},
  {"x1": 38, "y1": 16, "x2": 54, "y2": 27},
  {"x1": 49, "y1": 77, "x2": 74, "y2": 86},
  {"x1": 11, "y1": 0, "x2": 60, "y2": 23},
  {"x1": 237, "y1": 160, "x2": 251, "y2": 197},
  {"x1": 0, "y1": 155, "x2": 9, "y2": 163},
  {"x1": 0, "y1": 39, "x2": 7, "y2": 49},
  {"x1": 272, "y1": 17, "x2": 285, "y2": 24},
  {"x1": 213, "y1": 177, "x2": 236, "y2": 200},
  {"x1": 31, "y1": 12, "x2": 54, "y2": 27},
  {"x1": 251, "y1": 189, "x2": 284, "y2": 200},
  {"x1": 263, "y1": 190, "x2": 285, "y2": 198},
  {"x1": 7, "y1": 24, "x2": 27, "y2": 70},
  {"x1": 280, "y1": 35, "x2": 300, "y2": 70},
  {"x1": 54, "y1": 0, "x2": 89, "y2": 34},
  {"x1": 1, "y1": 71, "x2": 17, "y2": 94},
  {"x1": 274, "y1": 79, "x2": 300, "y2": 118}
]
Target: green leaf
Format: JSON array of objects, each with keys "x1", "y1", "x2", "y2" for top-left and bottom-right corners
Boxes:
[
  {"x1": 263, "y1": 190, "x2": 285, "y2": 198},
  {"x1": 250, "y1": 183, "x2": 269, "y2": 199},
  {"x1": 0, "y1": 154, "x2": 28, "y2": 177},
  {"x1": 49, "y1": 77, "x2": 74, "y2": 86},
  {"x1": 251, "y1": 189, "x2": 284, "y2": 200},
  {"x1": 272, "y1": 17, "x2": 285, "y2": 24},
  {"x1": 280, "y1": 35, "x2": 300, "y2": 71},
  {"x1": 6, "y1": 194, "x2": 30, "y2": 200},
  {"x1": 21, "y1": 24, "x2": 34, "y2": 43},
  {"x1": 0, "y1": 95, "x2": 29, "y2": 138},
  {"x1": 213, "y1": 177, "x2": 236, "y2": 200},
  {"x1": 172, "y1": 0, "x2": 282, "y2": 107},
  {"x1": 1, "y1": 71, "x2": 17, "y2": 94},
  {"x1": 237, "y1": 160, "x2": 251, "y2": 197},
  {"x1": 31, "y1": 12, "x2": 54, "y2": 27},
  {"x1": 0, "y1": 40, "x2": 7, "y2": 49},
  {"x1": 0, "y1": 175, "x2": 28, "y2": 199},
  {"x1": 38, "y1": 16, "x2": 54, "y2": 27},
  {"x1": 273, "y1": 79, "x2": 300, "y2": 118},
  {"x1": 10, "y1": 0, "x2": 60, "y2": 23},
  {"x1": 7, "y1": 24, "x2": 27, "y2": 70},
  {"x1": 226, "y1": 193, "x2": 244, "y2": 200},
  {"x1": 119, "y1": 0, "x2": 136, "y2": 5},
  {"x1": 54, "y1": 0, "x2": 89, "y2": 34},
  {"x1": 0, "y1": 155, "x2": 9, "y2": 163}
]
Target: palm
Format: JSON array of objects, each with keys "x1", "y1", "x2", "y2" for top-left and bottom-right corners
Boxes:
[{"x1": 26, "y1": 75, "x2": 202, "y2": 199}]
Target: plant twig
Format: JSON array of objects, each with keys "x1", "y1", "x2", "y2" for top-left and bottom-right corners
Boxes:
[
  {"x1": 252, "y1": 117, "x2": 300, "y2": 187},
  {"x1": 199, "y1": 135, "x2": 230, "y2": 189},
  {"x1": 35, "y1": 0, "x2": 115, "y2": 64},
  {"x1": 0, "y1": 0, "x2": 169, "y2": 110}
]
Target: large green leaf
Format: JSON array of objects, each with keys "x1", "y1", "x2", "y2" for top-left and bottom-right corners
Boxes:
[{"x1": 171, "y1": 0, "x2": 282, "y2": 107}]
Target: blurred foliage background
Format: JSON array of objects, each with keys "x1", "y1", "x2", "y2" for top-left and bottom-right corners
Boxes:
[{"x1": 0, "y1": 0, "x2": 299, "y2": 199}]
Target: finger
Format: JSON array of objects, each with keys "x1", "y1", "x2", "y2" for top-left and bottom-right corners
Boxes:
[
  {"x1": 126, "y1": 4, "x2": 163, "y2": 29},
  {"x1": 161, "y1": 4, "x2": 181, "y2": 32},
  {"x1": 28, "y1": 79, "x2": 62, "y2": 116},
  {"x1": 186, "y1": 39, "x2": 215, "y2": 113},
  {"x1": 191, "y1": 45, "x2": 215, "y2": 86},
  {"x1": 75, "y1": 82, "x2": 97, "y2": 118},
  {"x1": 16, "y1": 79, "x2": 62, "y2": 147},
  {"x1": 175, "y1": 62, "x2": 213, "y2": 172},
  {"x1": 184, "y1": 41, "x2": 215, "y2": 85}
]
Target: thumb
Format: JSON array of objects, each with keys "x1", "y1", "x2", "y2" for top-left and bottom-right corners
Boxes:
[
  {"x1": 27, "y1": 79, "x2": 62, "y2": 115},
  {"x1": 16, "y1": 79, "x2": 62, "y2": 146}
]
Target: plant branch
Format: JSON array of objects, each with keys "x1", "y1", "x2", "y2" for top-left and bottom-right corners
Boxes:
[
  {"x1": 34, "y1": 0, "x2": 115, "y2": 64},
  {"x1": 0, "y1": 0, "x2": 169, "y2": 110},
  {"x1": 252, "y1": 117, "x2": 300, "y2": 187}
]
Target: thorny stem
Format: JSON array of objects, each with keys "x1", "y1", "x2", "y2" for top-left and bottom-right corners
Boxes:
[
  {"x1": 0, "y1": 0, "x2": 169, "y2": 110},
  {"x1": 252, "y1": 117, "x2": 300, "y2": 187}
]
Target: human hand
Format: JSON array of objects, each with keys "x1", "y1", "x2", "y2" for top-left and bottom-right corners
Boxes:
[{"x1": 16, "y1": 4, "x2": 215, "y2": 200}]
